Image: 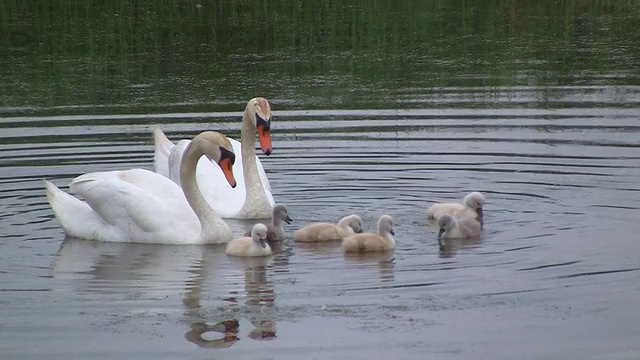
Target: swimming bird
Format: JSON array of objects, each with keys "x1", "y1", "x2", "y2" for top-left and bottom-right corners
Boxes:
[
  {"x1": 342, "y1": 215, "x2": 395, "y2": 253},
  {"x1": 154, "y1": 97, "x2": 275, "y2": 219},
  {"x1": 226, "y1": 223, "x2": 272, "y2": 257},
  {"x1": 427, "y1": 191, "x2": 485, "y2": 227},
  {"x1": 45, "y1": 131, "x2": 237, "y2": 244},
  {"x1": 245, "y1": 203, "x2": 292, "y2": 242},
  {"x1": 436, "y1": 213, "x2": 482, "y2": 239},
  {"x1": 293, "y1": 214, "x2": 363, "y2": 242}
]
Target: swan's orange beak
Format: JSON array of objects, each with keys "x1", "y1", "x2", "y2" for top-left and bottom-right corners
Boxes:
[
  {"x1": 257, "y1": 125, "x2": 272, "y2": 155},
  {"x1": 218, "y1": 158, "x2": 237, "y2": 188},
  {"x1": 256, "y1": 114, "x2": 273, "y2": 155}
]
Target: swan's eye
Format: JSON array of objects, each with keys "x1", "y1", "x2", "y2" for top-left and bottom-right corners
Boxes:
[
  {"x1": 256, "y1": 113, "x2": 271, "y2": 131},
  {"x1": 219, "y1": 146, "x2": 236, "y2": 165}
]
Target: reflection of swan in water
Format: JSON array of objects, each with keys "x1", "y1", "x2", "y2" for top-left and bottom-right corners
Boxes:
[
  {"x1": 438, "y1": 236, "x2": 483, "y2": 259},
  {"x1": 182, "y1": 254, "x2": 277, "y2": 347},
  {"x1": 248, "y1": 319, "x2": 277, "y2": 341},
  {"x1": 343, "y1": 251, "x2": 396, "y2": 283},
  {"x1": 51, "y1": 237, "x2": 216, "y2": 297},
  {"x1": 51, "y1": 236, "x2": 278, "y2": 348},
  {"x1": 184, "y1": 320, "x2": 240, "y2": 349},
  {"x1": 226, "y1": 256, "x2": 278, "y2": 340}
]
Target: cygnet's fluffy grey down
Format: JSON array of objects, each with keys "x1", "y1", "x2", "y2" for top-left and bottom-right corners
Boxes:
[
  {"x1": 342, "y1": 215, "x2": 395, "y2": 253},
  {"x1": 244, "y1": 203, "x2": 292, "y2": 242},
  {"x1": 294, "y1": 214, "x2": 363, "y2": 242},
  {"x1": 436, "y1": 213, "x2": 482, "y2": 239},
  {"x1": 226, "y1": 223, "x2": 272, "y2": 257},
  {"x1": 427, "y1": 191, "x2": 485, "y2": 227}
]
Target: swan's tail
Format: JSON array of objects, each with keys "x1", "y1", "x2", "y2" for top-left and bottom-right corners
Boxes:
[
  {"x1": 153, "y1": 128, "x2": 174, "y2": 177},
  {"x1": 44, "y1": 180, "x2": 104, "y2": 240}
]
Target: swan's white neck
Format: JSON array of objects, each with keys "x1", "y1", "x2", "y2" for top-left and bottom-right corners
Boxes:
[
  {"x1": 239, "y1": 109, "x2": 271, "y2": 218},
  {"x1": 181, "y1": 141, "x2": 231, "y2": 243}
]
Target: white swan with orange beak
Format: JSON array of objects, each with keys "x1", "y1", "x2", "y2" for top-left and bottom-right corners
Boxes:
[{"x1": 154, "y1": 98, "x2": 275, "y2": 219}]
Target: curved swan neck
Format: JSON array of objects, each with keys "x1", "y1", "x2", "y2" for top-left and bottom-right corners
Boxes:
[
  {"x1": 180, "y1": 140, "x2": 229, "y2": 241},
  {"x1": 240, "y1": 110, "x2": 261, "y2": 188},
  {"x1": 239, "y1": 109, "x2": 270, "y2": 216}
]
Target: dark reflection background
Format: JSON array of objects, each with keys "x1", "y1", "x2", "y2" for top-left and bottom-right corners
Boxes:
[{"x1": 1, "y1": 0, "x2": 639, "y2": 114}]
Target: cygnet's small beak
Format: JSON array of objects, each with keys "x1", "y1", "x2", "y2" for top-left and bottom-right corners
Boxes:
[
  {"x1": 284, "y1": 215, "x2": 292, "y2": 224},
  {"x1": 438, "y1": 228, "x2": 445, "y2": 238},
  {"x1": 476, "y1": 207, "x2": 483, "y2": 219},
  {"x1": 389, "y1": 229, "x2": 395, "y2": 236},
  {"x1": 356, "y1": 228, "x2": 363, "y2": 233},
  {"x1": 259, "y1": 238, "x2": 267, "y2": 248}
]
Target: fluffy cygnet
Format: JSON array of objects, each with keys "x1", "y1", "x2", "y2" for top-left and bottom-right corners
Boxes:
[
  {"x1": 436, "y1": 213, "x2": 482, "y2": 239},
  {"x1": 226, "y1": 223, "x2": 272, "y2": 257},
  {"x1": 342, "y1": 215, "x2": 395, "y2": 253},
  {"x1": 294, "y1": 214, "x2": 363, "y2": 242},
  {"x1": 245, "y1": 203, "x2": 292, "y2": 242},
  {"x1": 427, "y1": 191, "x2": 485, "y2": 227}
]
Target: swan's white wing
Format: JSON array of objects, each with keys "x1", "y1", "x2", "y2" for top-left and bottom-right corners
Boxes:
[
  {"x1": 427, "y1": 202, "x2": 466, "y2": 220},
  {"x1": 45, "y1": 180, "x2": 107, "y2": 239},
  {"x1": 197, "y1": 139, "x2": 247, "y2": 218},
  {"x1": 69, "y1": 169, "x2": 200, "y2": 243},
  {"x1": 168, "y1": 140, "x2": 191, "y2": 186},
  {"x1": 198, "y1": 138, "x2": 274, "y2": 218},
  {"x1": 255, "y1": 153, "x2": 275, "y2": 206},
  {"x1": 458, "y1": 216, "x2": 482, "y2": 237},
  {"x1": 156, "y1": 134, "x2": 274, "y2": 219},
  {"x1": 153, "y1": 128, "x2": 175, "y2": 178}
]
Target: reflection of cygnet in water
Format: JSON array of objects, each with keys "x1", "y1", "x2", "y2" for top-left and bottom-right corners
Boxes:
[
  {"x1": 226, "y1": 224, "x2": 272, "y2": 257},
  {"x1": 184, "y1": 320, "x2": 240, "y2": 349},
  {"x1": 245, "y1": 203, "x2": 292, "y2": 243},
  {"x1": 427, "y1": 191, "x2": 485, "y2": 227},
  {"x1": 437, "y1": 213, "x2": 482, "y2": 239},
  {"x1": 294, "y1": 214, "x2": 363, "y2": 242},
  {"x1": 342, "y1": 215, "x2": 395, "y2": 253},
  {"x1": 248, "y1": 319, "x2": 277, "y2": 341}
]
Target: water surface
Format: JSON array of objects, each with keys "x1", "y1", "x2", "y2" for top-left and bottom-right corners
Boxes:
[{"x1": 1, "y1": 2, "x2": 640, "y2": 359}]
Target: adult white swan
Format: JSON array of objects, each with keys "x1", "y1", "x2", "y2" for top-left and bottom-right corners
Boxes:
[
  {"x1": 154, "y1": 97, "x2": 275, "y2": 219},
  {"x1": 45, "y1": 131, "x2": 238, "y2": 245}
]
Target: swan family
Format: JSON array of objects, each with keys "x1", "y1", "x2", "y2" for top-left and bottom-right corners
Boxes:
[{"x1": 44, "y1": 97, "x2": 486, "y2": 256}]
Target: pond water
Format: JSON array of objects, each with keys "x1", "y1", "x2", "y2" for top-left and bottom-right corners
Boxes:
[{"x1": 1, "y1": 2, "x2": 640, "y2": 359}]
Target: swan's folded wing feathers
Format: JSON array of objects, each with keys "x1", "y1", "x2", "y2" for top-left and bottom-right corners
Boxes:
[
  {"x1": 167, "y1": 140, "x2": 191, "y2": 184},
  {"x1": 197, "y1": 150, "x2": 247, "y2": 218},
  {"x1": 153, "y1": 128, "x2": 175, "y2": 177},
  {"x1": 256, "y1": 156, "x2": 275, "y2": 205},
  {"x1": 427, "y1": 202, "x2": 465, "y2": 219},
  {"x1": 45, "y1": 180, "x2": 107, "y2": 239},
  {"x1": 70, "y1": 175, "x2": 196, "y2": 236}
]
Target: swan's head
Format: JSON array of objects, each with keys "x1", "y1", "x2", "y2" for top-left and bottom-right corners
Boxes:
[
  {"x1": 196, "y1": 131, "x2": 237, "y2": 188},
  {"x1": 378, "y1": 215, "x2": 395, "y2": 236},
  {"x1": 251, "y1": 223, "x2": 269, "y2": 248},
  {"x1": 464, "y1": 191, "x2": 485, "y2": 218},
  {"x1": 273, "y1": 203, "x2": 292, "y2": 225},
  {"x1": 246, "y1": 97, "x2": 273, "y2": 156},
  {"x1": 339, "y1": 214, "x2": 363, "y2": 234},
  {"x1": 437, "y1": 214, "x2": 456, "y2": 238}
]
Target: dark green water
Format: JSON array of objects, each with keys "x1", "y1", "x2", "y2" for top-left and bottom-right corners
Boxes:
[{"x1": 1, "y1": 0, "x2": 639, "y2": 114}]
